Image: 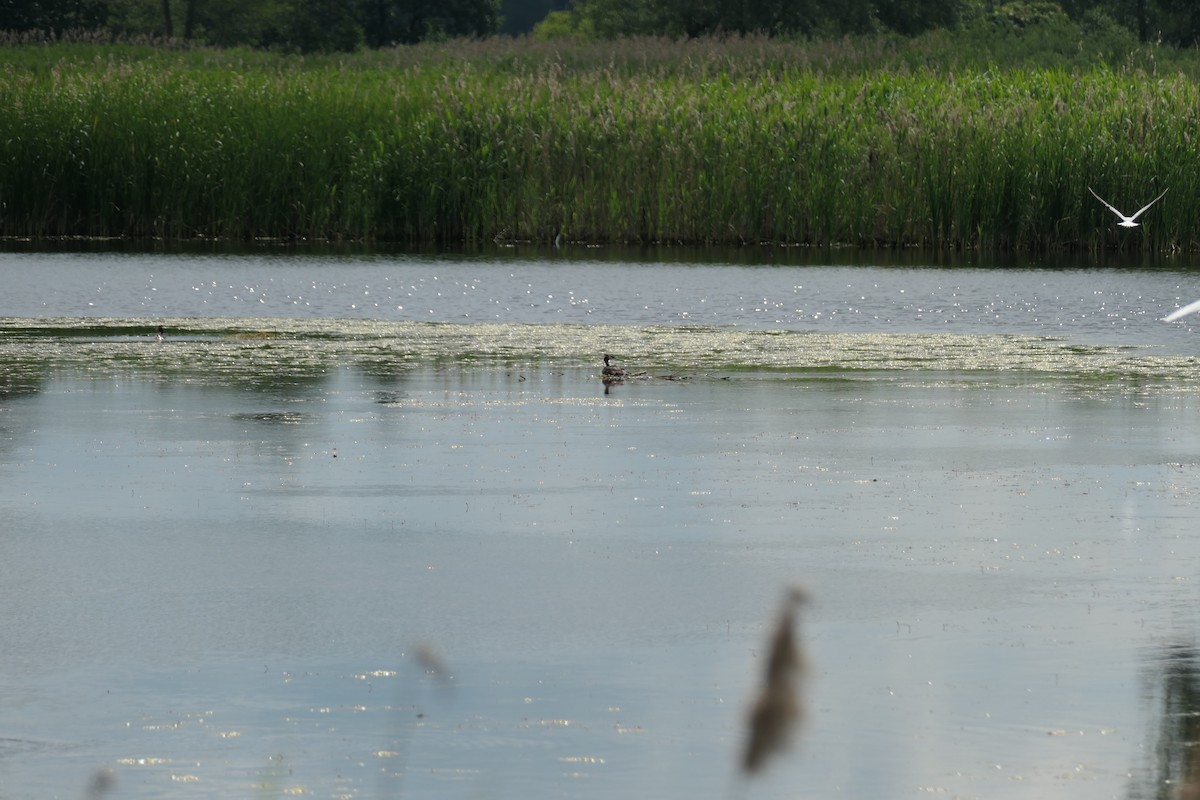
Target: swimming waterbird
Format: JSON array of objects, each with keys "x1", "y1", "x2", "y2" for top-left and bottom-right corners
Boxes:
[{"x1": 601, "y1": 353, "x2": 626, "y2": 379}]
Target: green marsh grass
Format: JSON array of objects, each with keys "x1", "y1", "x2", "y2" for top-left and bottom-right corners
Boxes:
[{"x1": 2, "y1": 38, "x2": 1199, "y2": 250}]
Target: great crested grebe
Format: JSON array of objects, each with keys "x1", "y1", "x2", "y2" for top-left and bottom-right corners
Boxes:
[{"x1": 601, "y1": 353, "x2": 626, "y2": 379}]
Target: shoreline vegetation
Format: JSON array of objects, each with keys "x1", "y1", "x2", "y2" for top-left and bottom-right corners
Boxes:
[{"x1": 2, "y1": 34, "x2": 1200, "y2": 252}]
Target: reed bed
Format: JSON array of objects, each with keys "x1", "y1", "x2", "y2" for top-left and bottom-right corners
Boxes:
[{"x1": 1, "y1": 41, "x2": 1199, "y2": 251}]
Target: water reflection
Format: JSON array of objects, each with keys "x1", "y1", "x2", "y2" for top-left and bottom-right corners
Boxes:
[
  {"x1": 1135, "y1": 642, "x2": 1200, "y2": 800},
  {"x1": 5, "y1": 253, "x2": 1200, "y2": 355},
  {"x1": 12, "y1": 259, "x2": 1200, "y2": 797},
  {"x1": 8, "y1": 318, "x2": 1200, "y2": 400}
]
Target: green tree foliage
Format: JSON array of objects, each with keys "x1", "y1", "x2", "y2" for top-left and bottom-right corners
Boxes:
[
  {"x1": 360, "y1": 0, "x2": 502, "y2": 46},
  {"x1": 876, "y1": 0, "x2": 962, "y2": 34},
  {"x1": 104, "y1": 0, "x2": 168, "y2": 37},
  {"x1": 557, "y1": 0, "x2": 1197, "y2": 43},
  {"x1": 1, "y1": 0, "x2": 1197, "y2": 55},
  {"x1": 532, "y1": 8, "x2": 591, "y2": 37},
  {"x1": 1042, "y1": 0, "x2": 1200, "y2": 46},
  {"x1": 501, "y1": 0, "x2": 568, "y2": 34},
  {"x1": 568, "y1": 0, "x2": 962, "y2": 37},
  {"x1": 0, "y1": 0, "x2": 107, "y2": 33},
  {"x1": 194, "y1": 0, "x2": 290, "y2": 47},
  {"x1": 12, "y1": 0, "x2": 500, "y2": 50},
  {"x1": 280, "y1": 0, "x2": 363, "y2": 51},
  {"x1": 1144, "y1": 0, "x2": 1200, "y2": 46},
  {"x1": 989, "y1": 0, "x2": 1070, "y2": 27}
]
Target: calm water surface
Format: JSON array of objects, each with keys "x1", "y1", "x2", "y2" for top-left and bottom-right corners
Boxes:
[{"x1": 4, "y1": 248, "x2": 1200, "y2": 799}]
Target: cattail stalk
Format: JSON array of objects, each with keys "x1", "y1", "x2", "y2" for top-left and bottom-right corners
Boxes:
[{"x1": 742, "y1": 587, "x2": 808, "y2": 775}]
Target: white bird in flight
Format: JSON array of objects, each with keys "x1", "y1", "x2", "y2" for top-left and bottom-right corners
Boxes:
[
  {"x1": 1164, "y1": 297, "x2": 1200, "y2": 323},
  {"x1": 1089, "y1": 186, "x2": 1168, "y2": 228}
]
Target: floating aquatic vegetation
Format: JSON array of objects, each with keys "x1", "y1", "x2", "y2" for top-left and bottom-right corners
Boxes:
[{"x1": 3, "y1": 318, "x2": 1200, "y2": 395}]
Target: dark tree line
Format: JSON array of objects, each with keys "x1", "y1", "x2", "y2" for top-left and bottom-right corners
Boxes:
[
  {"x1": 0, "y1": 0, "x2": 108, "y2": 33},
  {"x1": 0, "y1": 0, "x2": 502, "y2": 50},
  {"x1": 564, "y1": 0, "x2": 960, "y2": 38},
  {"x1": 1, "y1": 0, "x2": 1197, "y2": 50},
  {"x1": 558, "y1": 0, "x2": 1200, "y2": 48}
]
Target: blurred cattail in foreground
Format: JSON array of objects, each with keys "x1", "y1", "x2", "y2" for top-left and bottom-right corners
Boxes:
[
  {"x1": 84, "y1": 768, "x2": 116, "y2": 799},
  {"x1": 1176, "y1": 738, "x2": 1200, "y2": 800},
  {"x1": 742, "y1": 586, "x2": 809, "y2": 775},
  {"x1": 411, "y1": 641, "x2": 453, "y2": 686}
]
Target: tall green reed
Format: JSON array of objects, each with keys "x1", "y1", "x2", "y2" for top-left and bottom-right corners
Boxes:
[{"x1": 1, "y1": 43, "x2": 1199, "y2": 250}]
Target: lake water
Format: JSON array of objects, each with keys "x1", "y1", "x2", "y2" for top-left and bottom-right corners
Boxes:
[{"x1": 4, "y1": 246, "x2": 1200, "y2": 799}]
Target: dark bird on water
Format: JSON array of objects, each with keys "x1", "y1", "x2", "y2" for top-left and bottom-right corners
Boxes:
[{"x1": 601, "y1": 353, "x2": 626, "y2": 379}]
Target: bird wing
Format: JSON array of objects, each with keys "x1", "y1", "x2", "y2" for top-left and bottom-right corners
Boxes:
[
  {"x1": 1088, "y1": 187, "x2": 1127, "y2": 219},
  {"x1": 1128, "y1": 187, "x2": 1169, "y2": 222},
  {"x1": 1164, "y1": 296, "x2": 1200, "y2": 322}
]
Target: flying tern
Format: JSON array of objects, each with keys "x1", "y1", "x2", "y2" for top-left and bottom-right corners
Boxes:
[
  {"x1": 1089, "y1": 186, "x2": 1168, "y2": 228},
  {"x1": 1163, "y1": 297, "x2": 1200, "y2": 323}
]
